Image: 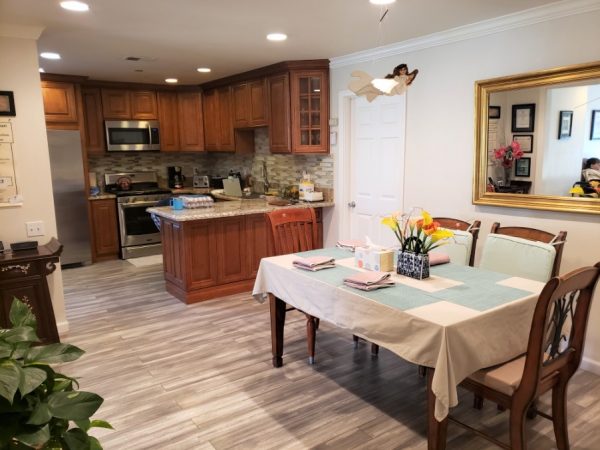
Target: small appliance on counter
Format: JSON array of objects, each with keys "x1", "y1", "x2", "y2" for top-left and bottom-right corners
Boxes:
[
  {"x1": 167, "y1": 166, "x2": 185, "y2": 188},
  {"x1": 192, "y1": 167, "x2": 210, "y2": 188},
  {"x1": 210, "y1": 175, "x2": 226, "y2": 189}
]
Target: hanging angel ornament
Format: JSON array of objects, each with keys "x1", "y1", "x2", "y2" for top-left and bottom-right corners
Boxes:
[{"x1": 349, "y1": 63, "x2": 419, "y2": 102}]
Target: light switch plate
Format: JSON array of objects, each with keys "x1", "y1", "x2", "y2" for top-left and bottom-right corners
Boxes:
[{"x1": 26, "y1": 221, "x2": 45, "y2": 237}]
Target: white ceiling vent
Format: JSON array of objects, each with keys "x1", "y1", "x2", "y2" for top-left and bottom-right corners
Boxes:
[{"x1": 123, "y1": 56, "x2": 157, "y2": 62}]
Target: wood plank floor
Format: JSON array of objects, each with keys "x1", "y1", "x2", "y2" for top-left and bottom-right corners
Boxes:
[{"x1": 61, "y1": 260, "x2": 600, "y2": 449}]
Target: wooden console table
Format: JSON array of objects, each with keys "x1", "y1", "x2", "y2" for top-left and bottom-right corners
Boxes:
[{"x1": 0, "y1": 238, "x2": 63, "y2": 343}]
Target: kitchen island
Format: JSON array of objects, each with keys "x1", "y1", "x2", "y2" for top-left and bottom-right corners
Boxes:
[{"x1": 148, "y1": 199, "x2": 333, "y2": 304}]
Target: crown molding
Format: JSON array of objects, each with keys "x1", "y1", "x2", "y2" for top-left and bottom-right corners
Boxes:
[
  {"x1": 330, "y1": 0, "x2": 600, "y2": 69},
  {"x1": 0, "y1": 24, "x2": 44, "y2": 40}
]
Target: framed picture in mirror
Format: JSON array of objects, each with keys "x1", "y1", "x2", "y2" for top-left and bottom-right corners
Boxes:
[
  {"x1": 488, "y1": 106, "x2": 501, "y2": 119},
  {"x1": 590, "y1": 110, "x2": 600, "y2": 140},
  {"x1": 511, "y1": 104, "x2": 535, "y2": 132},
  {"x1": 0, "y1": 91, "x2": 16, "y2": 116},
  {"x1": 514, "y1": 157, "x2": 531, "y2": 177},
  {"x1": 558, "y1": 110, "x2": 573, "y2": 139},
  {"x1": 512, "y1": 134, "x2": 533, "y2": 153}
]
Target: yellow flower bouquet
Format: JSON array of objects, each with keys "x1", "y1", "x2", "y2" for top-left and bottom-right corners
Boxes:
[{"x1": 381, "y1": 208, "x2": 454, "y2": 279}]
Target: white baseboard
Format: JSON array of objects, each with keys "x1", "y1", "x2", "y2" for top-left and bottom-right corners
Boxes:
[
  {"x1": 56, "y1": 320, "x2": 70, "y2": 336},
  {"x1": 581, "y1": 356, "x2": 600, "y2": 375}
]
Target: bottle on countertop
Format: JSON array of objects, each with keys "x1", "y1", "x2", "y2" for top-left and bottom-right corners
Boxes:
[{"x1": 299, "y1": 171, "x2": 314, "y2": 201}]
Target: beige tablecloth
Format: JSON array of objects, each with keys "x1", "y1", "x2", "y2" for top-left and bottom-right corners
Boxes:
[{"x1": 253, "y1": 251, "x2": 544, "y2": 420}]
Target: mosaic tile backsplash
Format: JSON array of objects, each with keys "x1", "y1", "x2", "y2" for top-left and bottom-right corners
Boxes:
[{"x1": 88, "y1": 128, "x2": 334, "y2": 191}]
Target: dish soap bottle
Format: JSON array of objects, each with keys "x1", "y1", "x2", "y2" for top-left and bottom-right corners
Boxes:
[{"x1": 299, "y1": 171, "x2": 314, "y2": 201}]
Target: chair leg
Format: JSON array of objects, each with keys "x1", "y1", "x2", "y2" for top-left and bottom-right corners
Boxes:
[
  {"x1": 526, "y1": 400, "x2": 537, "y2": 420},
  {"x1": 314, "y1": 318, "x2": 320, "y2": 330},
  {"x1": 473, "y1": 394, "x2": 483, "y2": 410},
  {"x1": 371, "y1": 343, "x2": 379, "y2": 355},
  {"x1": 508, "y1": 406, "x2": 527, "y2": 450},
  {"x1": 306, "y1": 315, "x2": 316, "y2": 365},
  {"x1": 418, "y1": 365, "x2": 427, "y2": 378},
  {"x1": 552, "y1": 383, "x2": 570, "y2": 450},
  {"x1": 353, "y1": 334, "x2": 359, "y2": 349}
]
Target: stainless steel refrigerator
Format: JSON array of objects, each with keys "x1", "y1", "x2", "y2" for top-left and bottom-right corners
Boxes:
[{"x1": 47, "y1": 130, "x2": 92, "y2": 266}]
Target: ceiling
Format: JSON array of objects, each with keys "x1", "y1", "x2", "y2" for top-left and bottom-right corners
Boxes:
[{"x1": 1, "y1": 0, "x2": 559, "y2": 84}]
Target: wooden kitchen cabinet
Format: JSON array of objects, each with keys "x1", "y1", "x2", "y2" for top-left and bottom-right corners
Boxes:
[
  {"x1": 131, "y1": 90, "x2": 158, "y2": 119},
  {"x1": 0, "y1": 238, "x2": 62, "y2": 343},
  {"x1": 290, "y1": 69, "x2": 329, "y2": 153},
  {"x1": 267, "y1": 74, "x2": 291, "y2": 153},
  {"x1": 41, "y1": 81, "x2": 78, "y2": 125},
  {"x1": 81, "y1": 87, "x2": 105, "y2": 155},
  {"x1": 246, "y1": 214, "x2": 272, "y2": 277},
  {"x1": 215, "y1": 216, "x2": 248, "y2": 283},
  {"x1": 90, "y1": 199, "x2": 119, "y2": 261},
  {"x1": 233, "y1": 78, "x2": 267, "y2": 128},
  {"x1": 203, "y1": 87, "x2": 235, "y2": 152},
  {"x1": 157, "y1": 91, "x2": 180, "y2": 151},
  {"x1": 177, "y1": 91, "x2": 205, "y2": 152},
  {"x1": 101, "y1": 89, "x2": 131, "y2": 119}
]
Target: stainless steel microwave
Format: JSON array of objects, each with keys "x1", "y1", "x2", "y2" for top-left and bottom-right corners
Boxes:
[{"x1": 105, "y1": 120, "x2": 160, "y2": 151}]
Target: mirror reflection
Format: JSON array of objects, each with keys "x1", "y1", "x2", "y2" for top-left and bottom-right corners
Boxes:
[{"x1": 487, "y1": 79, "x2": 600, "y2": 198}]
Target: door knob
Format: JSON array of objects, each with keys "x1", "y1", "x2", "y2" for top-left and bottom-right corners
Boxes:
[{"x1": 348, "y1": 201, "x2": 356, "y2": 208}]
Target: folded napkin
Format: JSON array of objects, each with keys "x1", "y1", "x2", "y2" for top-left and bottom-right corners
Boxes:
[
  {"x1": 336, "y1": 239, "x2": 367, "y2": 252},
  {"x1": 293, "y1": 256, "x2": 336, "y2": 271},
  {"x1": 343, "y1": 271, "x2": 394, "y2": 291},
  {"x1": 429, "y1": 252, "x2": 451, "y2": 266}
]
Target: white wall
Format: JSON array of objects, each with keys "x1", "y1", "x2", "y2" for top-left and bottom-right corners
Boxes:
[
  {"x1": 329, "y1": 10, "x2": 600, "y2": 372},
  {"x1": 0, "y1": 31, "x2": 68, "y2": 334}
]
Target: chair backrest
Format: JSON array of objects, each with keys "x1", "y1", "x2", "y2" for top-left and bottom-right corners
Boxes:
[
  {"x1": 432, "y1": 217, "x2": 481, "y2": 267},
  {"x1": 515, "y1": 262, "x2": 600, "y2": 404},
  {"x1": 265, "y1": 208, "x2": 318, "y2": 255},
  {"x1": 490, "y1": 222, "x2": 567, "y2": 278}
]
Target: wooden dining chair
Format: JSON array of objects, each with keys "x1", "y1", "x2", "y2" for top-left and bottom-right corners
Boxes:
[
  {"x1": 447, "y1": 262, "x2": 600, "y2": 450},
  {"x1": 489, "y1": 222, "x2": 567, "y2": 278},
  {"x1": 265, "y1": 207, "x2": 320, "y2": 364}
]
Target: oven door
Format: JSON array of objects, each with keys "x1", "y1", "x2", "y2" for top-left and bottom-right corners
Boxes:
[
  {"x1": 117, "y1": 201, "x2": 161, "y2": 247},
  {"x1": 105, "y1": 120, "x2": 160, "y2": 151}
]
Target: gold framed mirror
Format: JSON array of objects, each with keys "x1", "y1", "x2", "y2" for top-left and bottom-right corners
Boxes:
[{"x1": 473, "y1": 60, "x2": 600, "y2": 215}]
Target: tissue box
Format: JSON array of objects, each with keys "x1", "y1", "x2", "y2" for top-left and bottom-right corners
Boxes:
[{"x1": 355, "y1": 247, "x2": 395, "y2": 272}]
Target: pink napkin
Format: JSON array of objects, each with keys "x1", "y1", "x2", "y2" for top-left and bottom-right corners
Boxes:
[
  {"x1": 293, "y1": 256, "x2": 336, "y2": 271},
  {"x1": 336, "y1": 240, "x2": 367, "y2": 252},
  {"x1": 429, "y1": 252, "x2": 450, "y2": 266},
  {"x1": 343, "y1": 271, "x2": 394, "y2": 291}
]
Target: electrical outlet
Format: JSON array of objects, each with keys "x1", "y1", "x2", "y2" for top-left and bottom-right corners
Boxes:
[{"x1": 26, "y1": 221, "x2": 45, "y2": 237}]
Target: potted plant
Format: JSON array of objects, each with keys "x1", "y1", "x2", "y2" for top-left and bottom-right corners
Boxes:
[
  {"x1": 0, "y1": 298, "x2": 112, "y2": 449},
  {"x1": 381, "y1": 208, "x2": 454, "y2": 279}
]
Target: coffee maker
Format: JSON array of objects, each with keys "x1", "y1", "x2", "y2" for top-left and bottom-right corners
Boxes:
[{"x1": 167, "y1": 166, "x2": 184, "y2": 188}]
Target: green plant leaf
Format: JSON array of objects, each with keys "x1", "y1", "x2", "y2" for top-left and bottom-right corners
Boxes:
[
  {"x1": 0, "y1": 341, "x2": 12, "y2": 359},
  {"x1": 25, "y1": 344, "x2": 84, "y2": 365},
  {"x1": 27, "y1": 402, "x2": 52, "y2": 425},
  {"x1": 11, "y1": 341, "x2": 33, "y2": 360},
  {"x1": 9, "y1": 298, "x2": 38, "y2": 329},
  {"x1": 19, "y1": 366, "x2": 47, "y2": 396},
  {"x1": 62, "y1": 428, "x2": 90, "y2": 450},
  {"x1": 0, "y1": 359, "x2": 22, "y2": 403},
  {"x1": 89, "y1": 435, "x2": 103, "y2": 450},
  {"x1": 74, "y1": 418, "x2": 90, "y2": 432},
  {"x1": 89, "y1": 419, "x2": 113, "y2": 430},
  {"x1": 52, "y1": 373, "x2": 79, "y2": 392},
  {"x1": 15, "y1": 424, "x2": 50, "y2": 447},
  {"x1": 2, "y1": 326, "x2": 39, "y2": 344},
  {"x1": 48, "y1": 391, "x2": 103, "y2": 420}
]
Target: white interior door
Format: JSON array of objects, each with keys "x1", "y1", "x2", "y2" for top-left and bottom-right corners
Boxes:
[{"x1": 348, "y1": 94, "x2": 406, "y2": 247}]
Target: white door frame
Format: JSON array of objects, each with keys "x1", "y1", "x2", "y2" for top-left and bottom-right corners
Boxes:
[{"x1": 335, "y1": 90, "x2": 407, "y2": 240}]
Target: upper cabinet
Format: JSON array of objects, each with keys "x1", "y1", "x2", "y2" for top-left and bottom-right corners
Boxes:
[
  {"x1": 177, "y1": 91, "x2": 205, "y2": 152},
  {"x1": 101, "y1": 89, "x2": 157, "y2": 120},
  {"x1": 81, "y1": 87, "x2": 105, "y2": 156},
  {"x1": 233, "y1": 79, "x2": 267, "y2": 128},
  {"x1": 290, "y1": 70, "x2": 329, "y2": 153},
  {"x1": 203, "y1": 87, "x2": 234, "y2": 152},
  {"x1": 41, "y1": 81, "x2": 78, "y2": 126},
  {"x1": 157, "y1": 91, "x2": 180, "y2": 152},
  {"x1": 267, "y1": 74, "x2": 291, "y2": 153}
]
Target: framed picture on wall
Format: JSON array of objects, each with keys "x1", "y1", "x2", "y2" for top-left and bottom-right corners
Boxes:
[
  {"x1": 511, "y1": 104, "x2": 535, "y2": 132},
  {"x1": 590, "y1": 110, "x2": 600, "y2": 140},
  {"x1": 512, "y1": 134, "x2": 533, "y2": 153},
  {"x1": 0, "y1": 91, "x2": 16, "y2": 116},
  {"x1": 488, "y1": 106, "x2": 501, "y2": 119},
  {"x1": 514, "y1": 157, "x2": 531, "y2": 177},
  {"x1": 558, "y1": 110, "x2": 573, "y2": 139}
]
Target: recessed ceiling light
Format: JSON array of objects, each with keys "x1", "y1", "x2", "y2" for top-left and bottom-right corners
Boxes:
[
  {"x1": 40, "y1": 52, "x2": 61, "y2": 60},
  {"x1": 369, "y1": 0, "x2": 396, "y2": 4},
  {"x1": 60, "y1": 1, "x2": 89, "y2": 12},
  {"x1": 39, "y1": 68, "x2": 45, "y2": 73},
  {"x1": 197, "y1": 67, "x2": 211, "y2": 73},
  {"x1": 266, "y1": 33, "x2": 287, "y2": 42},
  {"x1": 165, "y1": 78, "x2": 178, "y2": 84}
]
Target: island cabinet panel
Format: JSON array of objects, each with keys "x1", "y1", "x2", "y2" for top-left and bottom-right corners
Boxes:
[
  {"x1": 81, "y1": 87, "x2": 105, "y2": 155},
  {"x1": 157, "y1": 91, "x2": 180, "y2": 151},
  {"x1": 186, "y1": 221, "x2": 217, "y2": 289},
  {"x1": 41, "y1": 81, "x2": 78, "y2": 125},
  {"x1": 268, "y1": 74, "x2": 291, "y2": 153},
  {"x1": 161, "y1": 220, "x2": 184, "y2": 287},
  {"x1": 90, "y1": 199, "x2": 119, "y2": 261},
  {"x1": 215, "y1": 216, "x2": 248, "y2": 284},
  {"x1": 246, "y1": 214, "x2": 272, "y2": 277},
  {"x1": 177, "y1": 92, "x2": 205, "y2": 151},
  {"x1": 131, "y1": 90, "x2": 158, "y2": 119},
  {"x1": 101, "y1": 89, "x2": 131, "y2": 119}
]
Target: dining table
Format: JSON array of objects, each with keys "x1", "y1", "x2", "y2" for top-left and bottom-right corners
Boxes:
[{"x1": 252, "y1": 247, "x2": 545, "y2": 450}]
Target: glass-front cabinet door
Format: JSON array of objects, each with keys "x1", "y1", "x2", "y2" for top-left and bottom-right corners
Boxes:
[{"x1": 290, "y1": 70, "x2": 329, "y2": 153}]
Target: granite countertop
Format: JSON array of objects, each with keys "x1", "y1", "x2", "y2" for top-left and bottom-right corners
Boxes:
[
  {"x1": 88, "y1": 194, "x2": 116, "y2": 200},
  {"x1": 148, "y1": 198, "x2": 334, "y2": 222}
]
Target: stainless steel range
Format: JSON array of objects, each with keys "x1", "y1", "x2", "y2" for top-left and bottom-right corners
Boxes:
[{"x1": 104, "y1": 172, "x2": 171, "y2": 259}]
